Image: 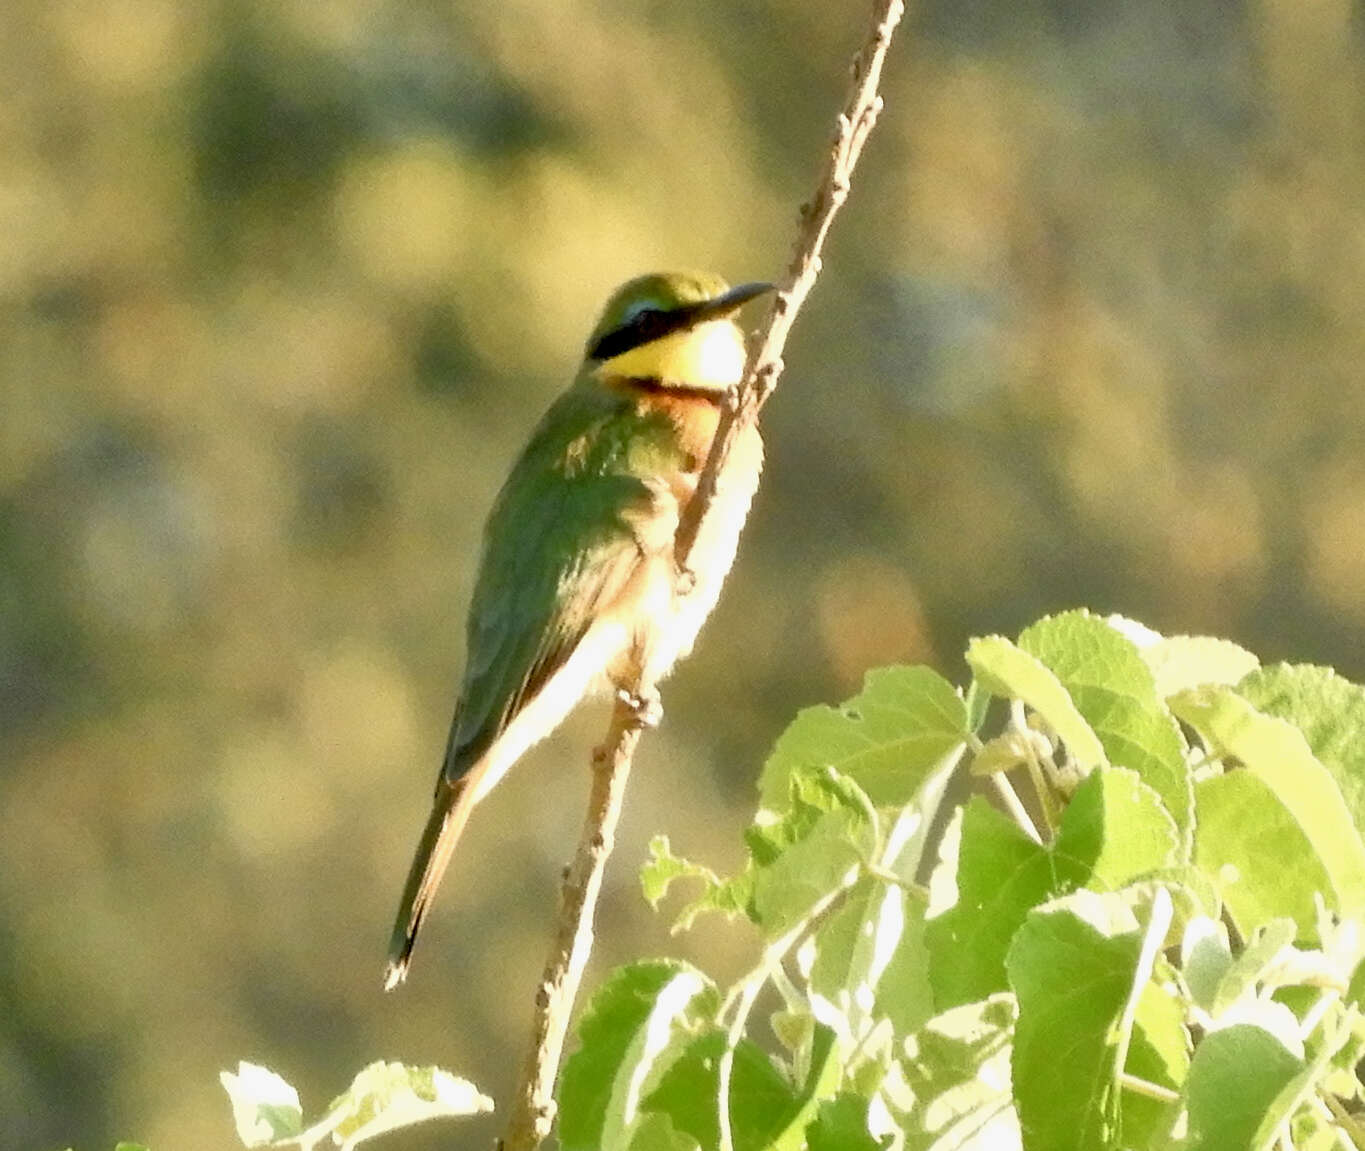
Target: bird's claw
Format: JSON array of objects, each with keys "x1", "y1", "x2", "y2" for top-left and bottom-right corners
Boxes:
[
  {"x1": 618, "y1": 686, "x2": 663, "y2": 729},
  {"x1": 674, "y1": 565, "x2": 698, "y2": 597}
]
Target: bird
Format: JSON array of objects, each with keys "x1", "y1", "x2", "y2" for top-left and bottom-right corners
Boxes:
[{"x1": 384, "y1": 271, "x2": 773, "y2": 989}]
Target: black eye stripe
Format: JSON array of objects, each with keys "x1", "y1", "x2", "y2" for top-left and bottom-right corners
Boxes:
[
  {"x1": 586, "y1": 282, "x2": 771, "y2": 363},
  {"x1": 588, "y1": 304, "x2": 701, "y2": 362}
]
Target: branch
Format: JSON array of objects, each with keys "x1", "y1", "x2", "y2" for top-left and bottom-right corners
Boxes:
[
  {"x1": 499, "y1": 3, "x2": 906, "y2": 1147},
  {"x1": 499, "y1": 698, "x2": 646, "y2": 1150},
  {"x1": 674, "y1": 0, "x2": 907, "y2": 564}
]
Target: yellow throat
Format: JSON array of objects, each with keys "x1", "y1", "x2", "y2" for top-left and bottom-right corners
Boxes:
[{"x1": 592, "y1": 319, "x2": 749, "y2": 391}]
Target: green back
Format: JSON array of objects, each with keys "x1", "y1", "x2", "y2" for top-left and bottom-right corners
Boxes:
[{"x1": 441, "y1": 377, "x2": 686, "y2": 779}]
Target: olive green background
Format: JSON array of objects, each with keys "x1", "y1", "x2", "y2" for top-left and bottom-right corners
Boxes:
[{"x1": 2, "y1": 1, "x2": 1363, "y2": 1147}]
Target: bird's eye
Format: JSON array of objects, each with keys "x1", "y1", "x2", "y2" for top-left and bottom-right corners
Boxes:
[
  {"x1": 632, "y1": 308, "x2": 665, "y2": 337},
  {"x1": 587, "y1": 303, "x2": 676, "y2": 360}
]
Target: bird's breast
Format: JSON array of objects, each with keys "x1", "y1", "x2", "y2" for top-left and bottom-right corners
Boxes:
[{"x1": 609, "y1": 407, "x2": 763, "y2": 690}]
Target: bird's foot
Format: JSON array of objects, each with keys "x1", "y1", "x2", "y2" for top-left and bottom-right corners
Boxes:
[
  {"x1": 674, "y1": 564, "x2": 698, "y2": 597},
  {"x1": 618, "y1": 685, "x2": 663, "y2": 729}
]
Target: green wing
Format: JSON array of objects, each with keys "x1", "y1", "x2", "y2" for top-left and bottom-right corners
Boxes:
[{"x1": 441, "y1": 384, "x2": 682, "y2": 781}]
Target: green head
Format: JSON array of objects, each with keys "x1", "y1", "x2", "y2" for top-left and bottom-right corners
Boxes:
[{"x1": 584, "y1": 272, "x2": 773, "y2": 392}]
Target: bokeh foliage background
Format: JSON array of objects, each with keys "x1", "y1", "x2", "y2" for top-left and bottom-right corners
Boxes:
[{"x1": 2, "y1": 0, "x2": 1364, "y2": 1147}]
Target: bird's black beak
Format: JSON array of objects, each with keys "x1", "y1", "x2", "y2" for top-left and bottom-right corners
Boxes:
[{"x1": 690, "y1": 281, "x2": 776, "y2": 323}]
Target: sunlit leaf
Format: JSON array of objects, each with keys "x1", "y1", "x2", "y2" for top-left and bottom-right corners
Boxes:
[
  {"x1": 643, "y1": 769, "x2": 876, "y2": 937},
  {"x1": 1112, "y1": 892, "x2": 1184, "y2": 1147},
  {"x1": 1239, "y1": 663, "x2": 1365, "y2": 840},
  {"x1": 639, "y1": 836, "x2": 748, "y2": 932},
  {"x1": 868, "y1": 891, "x2": 936, "y2": 1039},
  {"x1": 1052, "y1": 767, "x2": 1181, "y2": 891},
  {"x1": 927, "y1": 770, "x2": 1178, "y2": 1013},
  {"x1": 559, "y1": 961, "x2": 719, "y2": 1151},
  {"x1": 760, "y1": 666, "x2": 967, "y2": 810},
  {"x1": 1139, "y1": 635, "x2": 1259, "y2": 700},
  {"x1": 640, "y1": 1030, "x2": 800, "y2": 1151},
  {"x1": 925, "y1": 798, "x2": 1070, "y2": 1010},
  {"x1": 1124, "y1": 975, "x2": 1189, "y2": 1146},
  {"x1": 1182, "y1": 916, "x2": 1234, "y2": 1012},
  {"x1": 625, "y1": 1112, "x2": 701, "y2": 1151},
  {"x1": 1175, "y1": 686, "x2": 1365, "y2": 920},
  {"x1": 1005, "y1": 892, "x2": 1144, "y2": 1151},
  {"x1": 747, "y1": 769, "x2": 877, "y2": 936},
  {"x1": 1209, "y1": 920, "x2": 1297, "y2": 1018},
  {"x1": 1020, "y1": 610, "x2": 1193, "y2": 851},
  {"x1": 965, "y1": 635, "x2": 1105, "y2": 770},
  {"x1": 220, "y1": 1062, "x2": 303, "y2": 1147},
  {"x1": 897, "y1": 995, "x2": 1020, "y2": 1151},
  {"x1": 312, "y1": 1061, "x2": 491, "y2": 1150},
  {"x1": 767, "y1": 1023, "x2": 844, "y2": 1151},
  {"x1": 806, "y1": 1092, "x2": 893, "y2": 1150},
  {"x1": 808, "y1": 877, "x2": 930, "y2": 1040},
  {"x1": 1181, "y1": 1025, "x2": 1304, "y2": 1150},
  {"x1": 1194, "y1": 770, "x2": 1333, "y2": 940}
]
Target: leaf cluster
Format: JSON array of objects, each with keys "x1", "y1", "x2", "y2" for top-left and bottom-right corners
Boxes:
[
  {"x1": 557, "y1": 610, "x2": 1365, "y2": 1151},
  {"x1": 219, "y1": 1060, "x2": 491, "y2": 1150}
]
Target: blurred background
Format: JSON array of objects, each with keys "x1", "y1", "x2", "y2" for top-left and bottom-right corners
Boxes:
[{"x1": 2, "y1": 0, "x2": 1364, "y2": 1146}]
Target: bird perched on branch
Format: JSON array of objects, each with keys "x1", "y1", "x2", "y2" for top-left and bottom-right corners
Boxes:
[{"x1": 384, "y1": 272, "x2": 772, "y2": 989}]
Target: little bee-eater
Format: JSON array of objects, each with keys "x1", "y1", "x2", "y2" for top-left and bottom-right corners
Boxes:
[{"x1": 384, "y1": 272, "x2": 772, "y2": 988}]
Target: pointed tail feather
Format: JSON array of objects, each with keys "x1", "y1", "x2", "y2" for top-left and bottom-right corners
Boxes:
[{"x1": 383, "y1": 774, "x2": 478, "y2": 990}]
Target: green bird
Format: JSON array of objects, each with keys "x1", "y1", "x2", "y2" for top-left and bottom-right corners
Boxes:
[{"x1": 384, "y1": 271, "x2": 773, "y2": 988}]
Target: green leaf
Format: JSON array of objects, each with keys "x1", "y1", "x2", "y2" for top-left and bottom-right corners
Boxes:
[
  {"x1": 806, "y1": 877, "x2": 892, "y2": 1016},
  {"x1": 1053, "y1": 767, "x2": 1182, "y2": 891},
  {"x1": 1195, "y1": 771, "x2": 1333, "y2": 940},
  {"x1": 963, "y1": 677, "x2": 992, "y2": 735},
  {"x1": 559, "y1": 960, "x2": 719, "y2": 1151},
  {"x1": 308, "y1": 1062, "x2": 491, "y2": 1150},
  {"x1": 806, "y1": 1093, "x2": 892, "y2": 1151},
  {"x1": 641, "y1": 1030, "x2": 799, "y2": 1151},
  {"x1": 1239, "y1": 663, "x2": 1365, "y2": 839},
  {"x1": 1210, "y1": 920, "x2": 1297, "y2": 1018},
  {"x1": 1175, "y1": 686, "x2": 1365, "y2": 920},
  {"x1": 760, "y1": 666, "x2": 967, "y2": 810},
  {"x1": 965, "y1": 635, "x2": 1105, "y2": 770},
  {"x1": 748, "y1": 770, "x2": 873, "y2": 867},
  {"x1": 1139, "y1": 635, "x2": 1260, "y2": 700},
  {"x1": 927, "y1": 770, "x2": 1182, "y2": 1013},
  {"x1": 220, "y1": 1060, "x2": 489, "y2": 1151},
  {"x1": 1181, "y1": 916, "x2": 1231, "y2": 1014},
  {"x1": 1124, "y1": 975, "x2": 1190, "y2": 1146},
  {"x1": 1112, "y1": 891, "x2": 1184, "y2": 1147},
  {"x1": 767, "y1": 1022, "x2": 845, "y2": 1151},
  {"x1": 925, "y1": 798, "x2": 1072, "y2": 1010},
  {"x1": 1005, "y1": 893, "x2": 1145, "y2": 1151},
  {"x1": 640, "y1": 836, "x2": 721, "y2": 910},
  {"x1": 1020, "y1": 610, "x2": 1193, "y2": 851},
  {"x1": 1288, "y1": 1109, "x2": 1341, "y2": 1151},
  {"x1": 808, "y1": 877, "x2": 932, "y2": 1040},
  {"x1": 625, "y1": 1113, "x2": 701, "y2": 1151},
  {"x1": 898, "y1": 995, "x2": 1020, "y2": 1151},
  {"x1": 1322, "y1": 1000, "x2": 1365, "y2": 1101},
  {"x1": 639, "y1": 837, "x2": 748, "y2": 932},
  {"x1": 646, "y1": 769, "x2": 878, "y2": 938},
  {"x1": 220, "y1": 1062, "x2": 304, "y2": 1147},
  {"x1": 1141, "y1": 866, "x2": 1222, "y2": 922},
  {"x1": 882, "y1": 762, "x2": 962, "y2": 887},
  {"x1": 747, "y1": 769, "x2": 877, "y2": 936},
  {"x1": 1181, "y1": 1025, "x2": 1304, "y2": 1150},
  {"x1": 872, "y1": 891, "x2": 936, "y2": 1039},
  {"x1": 115, "y1": 1145, "x2": 151, "y2": 1151}
]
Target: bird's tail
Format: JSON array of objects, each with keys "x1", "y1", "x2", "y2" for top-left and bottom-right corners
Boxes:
[{"x1": 383, "y1": 773, "x2": 478, "y2": 990}]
